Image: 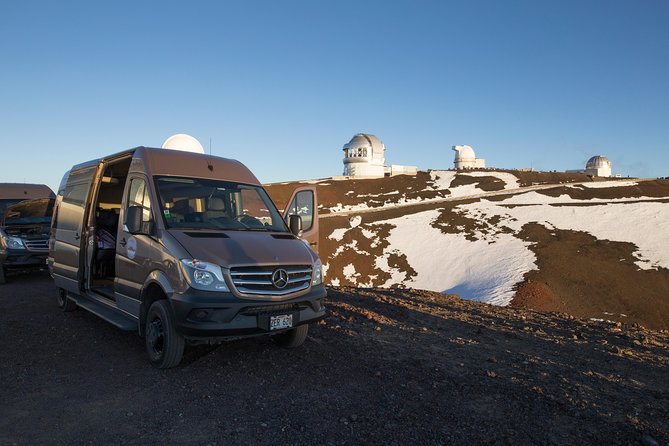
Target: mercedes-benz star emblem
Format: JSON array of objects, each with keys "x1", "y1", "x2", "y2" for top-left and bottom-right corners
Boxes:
[{"x1": 272, "y1": 269, "x2": 289, "y2": 289}]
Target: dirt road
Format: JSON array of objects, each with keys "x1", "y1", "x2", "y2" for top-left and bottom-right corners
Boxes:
[{"x1": 1, "y1": 272, "x2": 667, "y2": 445}]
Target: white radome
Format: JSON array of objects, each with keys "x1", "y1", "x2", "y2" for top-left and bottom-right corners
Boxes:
[{"x1": 161, "y1": 134, "x2": 205, "y2": 154}]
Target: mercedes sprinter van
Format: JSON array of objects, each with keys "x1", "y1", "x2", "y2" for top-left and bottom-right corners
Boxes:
[
  {"x1": 49, "y1": 146, "x2": 325, "y2": 368},
  {"x1": 1, "y1": 183, "x2": 55, "y2": 283}
]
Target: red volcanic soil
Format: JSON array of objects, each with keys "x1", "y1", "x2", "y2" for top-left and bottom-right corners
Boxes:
[{"x1": 266, "y1": 173, "x2": 669, "y2": 329}]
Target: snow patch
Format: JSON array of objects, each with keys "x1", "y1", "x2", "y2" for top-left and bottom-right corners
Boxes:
[
  {"x1": 329, "y1": 228, "x2": 349, "y2": 241},
  {"x1": 429, "y1": 171, "x2": 457, "y2": 190},
  {"x1": 372, "y1": 210, "x2": 537, "y2": 305},
  {"x1": 577, "y1": 181, "x2": 638, "y2": 189},
  {"x1": 330, "y1": 202, "x2": 371, "y2": 213},
  {"x1": 343, "y1": 264, "x2": 360, "y2": 283},
  {"x1": 459, "y1": 199, "x2": 669, "y2": 270}
]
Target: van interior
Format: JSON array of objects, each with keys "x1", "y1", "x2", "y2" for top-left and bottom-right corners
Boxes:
[{"x1": 88, "y1": 156, "x2": 132, "y2": 297}]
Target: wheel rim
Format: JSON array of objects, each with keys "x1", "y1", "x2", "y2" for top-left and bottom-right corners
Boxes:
[
  {"x1": 57, "y1": 291, "x2": 65, "y2": 307},
  {"x1": 147, "y1": 317, "x2": 165, "y2": 356}
]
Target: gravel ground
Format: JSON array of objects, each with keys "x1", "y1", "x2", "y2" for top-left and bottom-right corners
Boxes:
[{"x1": 1, "y1": 272, "x2": 668, "y2": 445}]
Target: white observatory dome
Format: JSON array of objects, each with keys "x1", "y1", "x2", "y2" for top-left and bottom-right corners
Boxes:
[
  {"x1": 342, "y1": 133, "x2": 386, "y2": 177},
  {"x1": 453, "y1": 145, "x2": 476, "y2": 162},
  {"x1": 453, "y1": 145, "x2": 485, "y2": 169},
  {"x1": 586, "y1": 155, "x2": 612, "y2": 169},
  {"x1": 585, "y1": 155, "x2": 612, "y2": 177},
  {"x1": 345, "y1": 134, "x2": 385, "y2": 160}
]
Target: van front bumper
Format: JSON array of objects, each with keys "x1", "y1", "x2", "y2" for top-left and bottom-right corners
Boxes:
[
  {"x1": 1, "y1": 249, "x2": 48, "y2": 270},
  {"x1": 168, "y1": 284, "x2": 327, "y2": 340}
]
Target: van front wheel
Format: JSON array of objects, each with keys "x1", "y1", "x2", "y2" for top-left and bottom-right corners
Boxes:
[
  {"x1": 145, "y1": 300, "x2": 184, "y2": 369},
  {"x1": 56, "y1": 288, "x2": 77, "y2": 312},
  {"x1": 272, "y1": 324, "x2": 309, "y2": 348}
]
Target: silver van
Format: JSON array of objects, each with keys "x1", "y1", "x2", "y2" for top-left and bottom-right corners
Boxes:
[{"x1": 48, "y1": 146, "x2": 325, "y2": 368}]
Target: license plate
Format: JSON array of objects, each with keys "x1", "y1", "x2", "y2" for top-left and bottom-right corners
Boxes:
[{"x1": 269, "y1": 314, "x2": 293, "y2": 331}]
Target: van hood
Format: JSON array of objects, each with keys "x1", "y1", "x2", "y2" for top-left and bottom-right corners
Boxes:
[{"x1": 167, "y1": 229, "x2": 315, "y2": 268}]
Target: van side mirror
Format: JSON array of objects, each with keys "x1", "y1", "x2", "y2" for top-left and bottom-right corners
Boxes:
[
  {"x1": 288, "y1": 214, "x2": 302, "y2": 236},
  {"x1": 126, "y1": 205, "x2": 153, "y2": 235}
]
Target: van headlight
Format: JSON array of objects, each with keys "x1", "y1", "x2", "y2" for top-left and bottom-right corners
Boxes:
[
  {"x1": 180, "y1": 259, "x2": 230, "y2": 292},
  {"x1": 0, "y1": 231, "x2": 26, "y2": 250},
  {"x1": 312, "y1": 258, "x2": 323, "y2": 286}
]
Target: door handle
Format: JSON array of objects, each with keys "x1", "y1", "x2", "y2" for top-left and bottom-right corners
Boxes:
[
  {"x1": 74, "y1": 232, "x2": 80, "y2": 241},
  {"x1": 120, "y1": 237, "x2": 127, "y2": 247}
]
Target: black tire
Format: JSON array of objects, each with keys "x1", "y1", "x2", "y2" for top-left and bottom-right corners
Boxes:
[
  {"x1": 272, "y1": 324, "x2": 309, "y2": 348},
  {"x1": 0, "y1": 264, "x2": 5, "y2": 285},
  {"x1": 56, "y1": 288, "x2": 77, "y2": 312},
  {"x1": 145, "y1": 300, "x2": 185, "y2": 369}
]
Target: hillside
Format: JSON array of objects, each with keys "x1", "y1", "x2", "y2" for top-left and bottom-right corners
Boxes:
[{"x1": 266, "y1": 171, "x2": 669, "y2": 330}]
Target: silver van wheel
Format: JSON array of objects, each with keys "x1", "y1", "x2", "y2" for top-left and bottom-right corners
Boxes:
[
  {"x1": 272, "y1": 324, "x2": 309, "y2": 348},
  {"x1": 56, "y1": 288, "x2": 77, "y2": 312},
  {"x1": 145, "y1": 300, "x2": 184, "y2": 369}
]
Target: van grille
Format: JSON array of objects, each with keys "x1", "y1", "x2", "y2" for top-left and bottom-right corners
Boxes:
[
  {"x1": 24, "y1": 239, "x2": 49, "y2": 252},
  {"x1": 229, "y1": 265, "x2": 312, "y2": 297}
]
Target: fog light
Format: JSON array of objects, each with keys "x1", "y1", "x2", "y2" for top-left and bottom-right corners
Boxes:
[{"x1": 193, "y1": 309, "x2": 210, "y2": 320}]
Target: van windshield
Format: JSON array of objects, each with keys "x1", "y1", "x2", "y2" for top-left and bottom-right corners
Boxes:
[
  {"x1": 3, "y1": 198, "x2": 54, "y2": 226},
  {"x1": 0, "y1": 199, "x2": 26, "y2": 220},
  {"x1": 155, "y1": 177, "x2": 289, "y2": 232}
]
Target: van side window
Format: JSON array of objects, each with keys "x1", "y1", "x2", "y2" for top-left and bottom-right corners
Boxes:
[
  {"x1": 286, "y1": 190, "x2": 314, "y2": 231},
  {"x1": 63, "y1": 183, "x2": 89, "y2": 206},
  {"x1": 127, "y1": 178, "x2": 153, "y2": 224},
  {"x1": 54, "y1": 183, "x2": 90, "y2": 231}
]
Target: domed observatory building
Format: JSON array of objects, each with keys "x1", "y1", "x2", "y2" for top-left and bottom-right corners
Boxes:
[
  {"x1": 342, "y1": 133, "x2": 386, "y2": 178},
  {"x1": 453, "y1": 145, "x2": 486, "y2": 169},
  {"x1": 585, "y1": 155, "x2": 612, "y2": 177}
]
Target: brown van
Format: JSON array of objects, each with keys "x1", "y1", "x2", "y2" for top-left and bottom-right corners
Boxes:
[
  {"x1": 48, "y1": 147, "x2": 325, "y2": 368},
  {"x1": 0, "y1": 183, "x2": 55, "y2": 283}
]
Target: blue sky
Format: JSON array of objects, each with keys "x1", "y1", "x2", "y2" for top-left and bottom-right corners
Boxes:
[{"x1": 1, "y1": 0, "x2": 668, "y2": 191}]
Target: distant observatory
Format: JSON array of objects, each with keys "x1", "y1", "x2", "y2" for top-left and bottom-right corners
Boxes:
[
  {"x1": 342, "y1": 133, "x2": 417, "y2": 178},
  {"x1": 453, "y1": 145, "x2": 486, "y2": 169},
  {"x1": 567, "y1": 155, "x2": 612, "y2": 177},
  {"x1": 585, "y1": 155, "x2": 612, "y2": 177},
  {"x1": 162, "y1": 134, "x2": 205, "y2": 154}
]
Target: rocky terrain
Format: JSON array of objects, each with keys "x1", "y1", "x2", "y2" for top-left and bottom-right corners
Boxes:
[
  {"x1": 266, "y1": 171, "x2": 669, "y2": 330},
  {"x1": 1, "y1": 273, "x2": 667, "y2": 445}
]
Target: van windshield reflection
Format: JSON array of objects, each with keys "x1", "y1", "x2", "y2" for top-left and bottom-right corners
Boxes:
[{"x1": 155, "y1": 177, "x2": 288, "y2": 232}]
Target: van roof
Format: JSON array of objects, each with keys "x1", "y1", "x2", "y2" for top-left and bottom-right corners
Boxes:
[
  {"x1": 71, "y1": 147, "x2": 262, "y2": 186},
  {"x1": 0, "y1": 183, "x2": 55, "y2": 200}
]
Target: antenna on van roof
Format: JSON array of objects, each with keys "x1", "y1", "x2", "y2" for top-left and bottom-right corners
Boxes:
[{"x1": 207, "y1": 138, "x2": 214, "y2": 172}]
